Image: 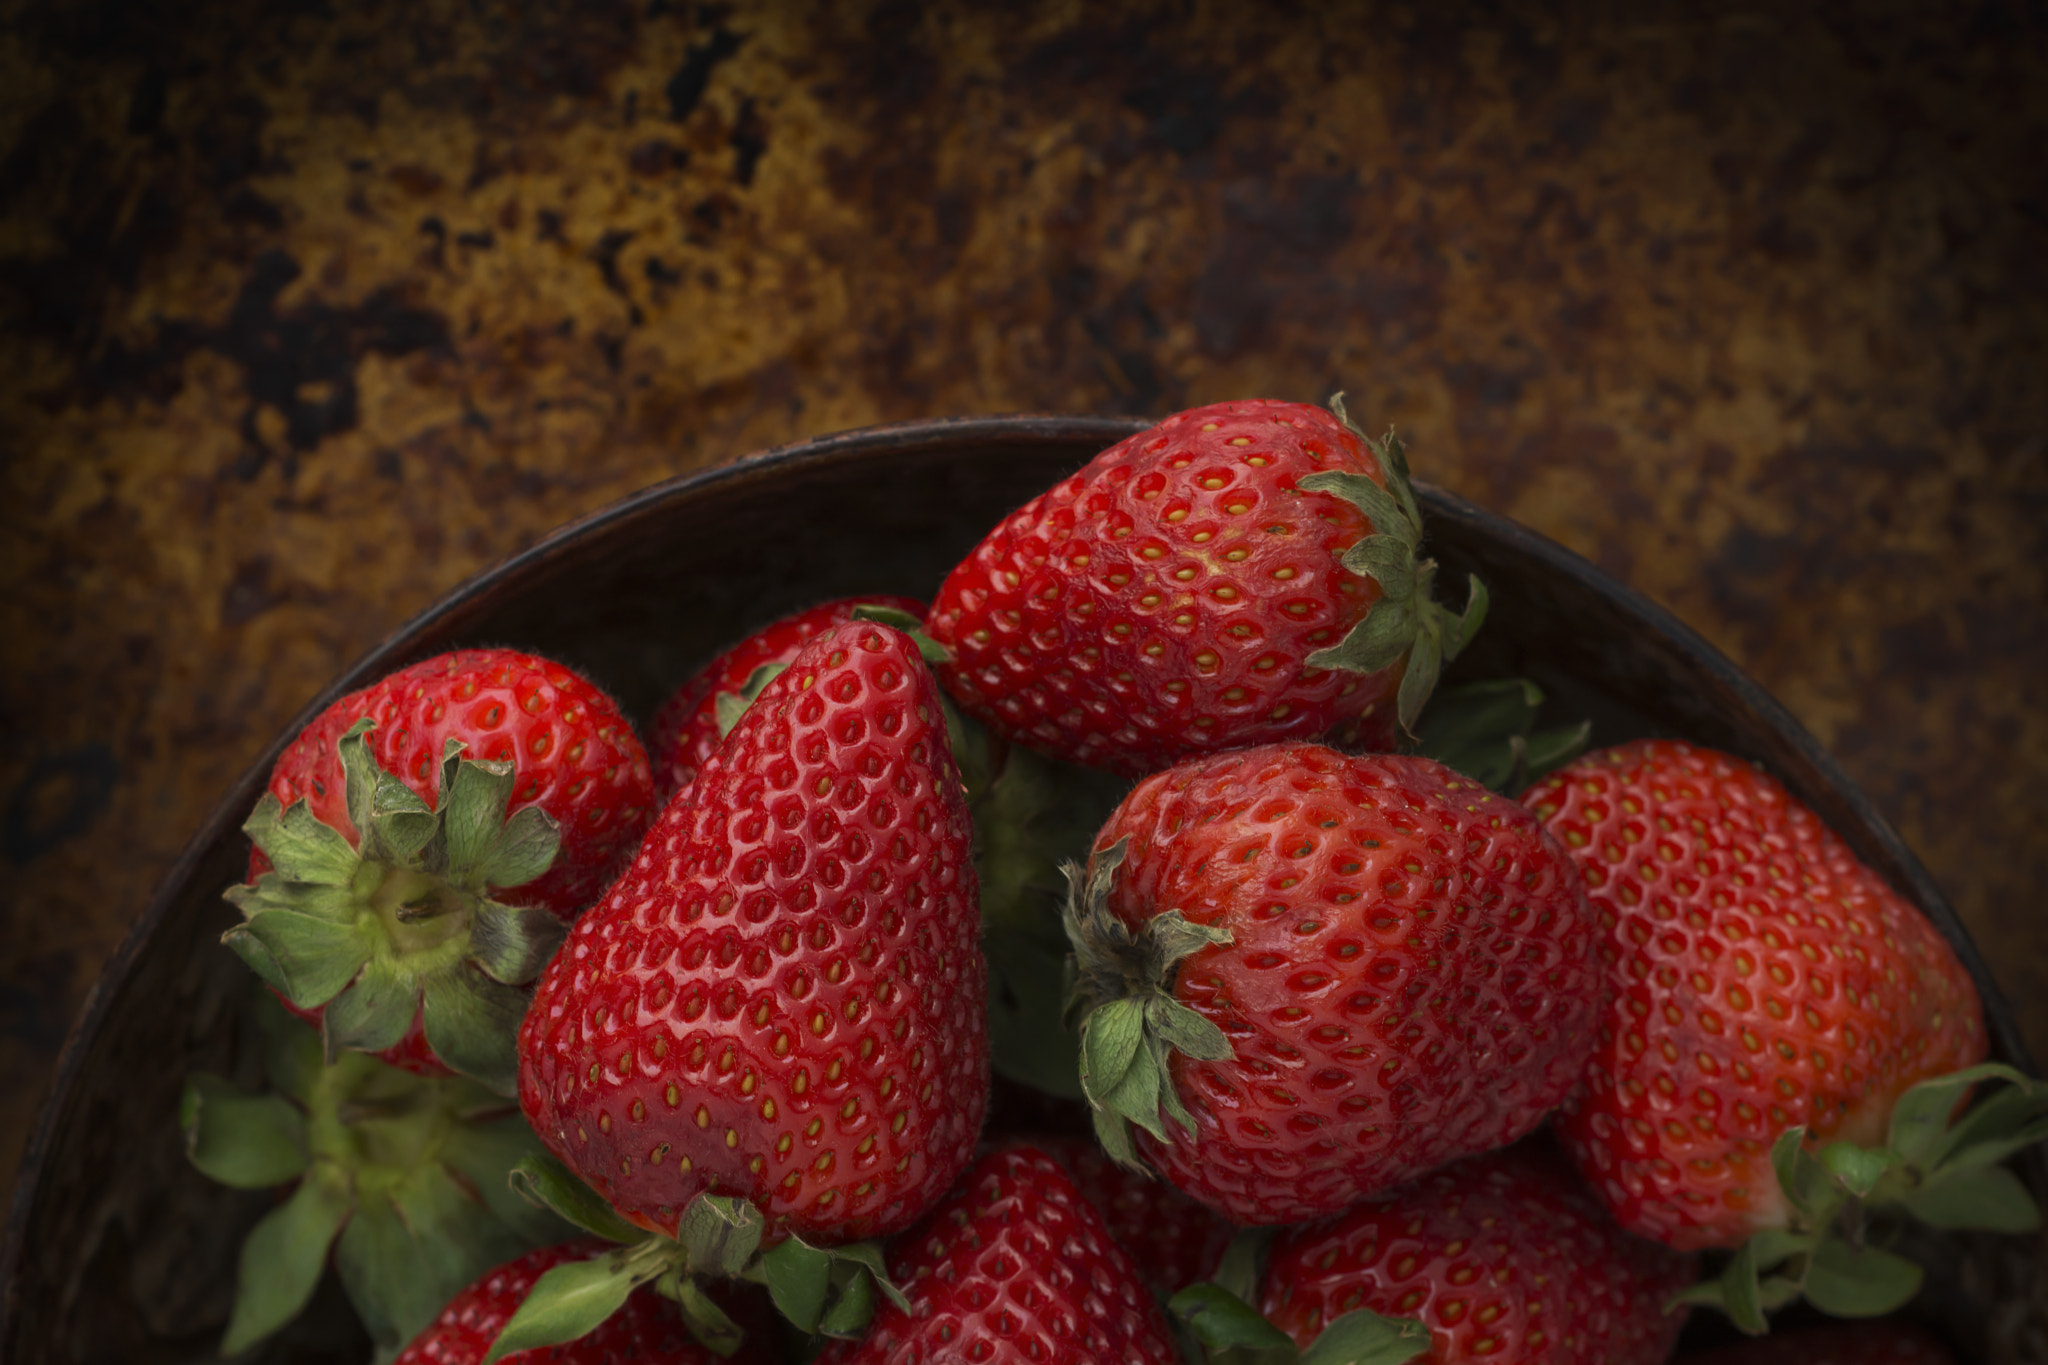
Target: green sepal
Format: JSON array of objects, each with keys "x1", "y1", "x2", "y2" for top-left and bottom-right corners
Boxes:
[
  {"x1": 508, "y1": 1152, "x2": 653, "y2": 1245},
  {"x1": 1298, "y1": 1310, "x2": 1433, "y2": 1365},
  {"x1": 674, "y1": 1278, "x2": 748, "y2": 1357},
  {"x1": 244, "y1": 792, "x2": 362, "y2": 886},
  {"x1": 181, "y1": 1073, "x2": 309, "y2": 1188},
  {"x1": 421, "y1": 968, "x2": 527, "y2": 1096},
  {"x1": 469, "y1": 900, "x2": 570, "y2": 987},
  {"x1": 1293, "y1": 394, "x2": 1490, "y2": 735},
  {"x1": 1410, "y1": 678, "x2": 1591, "y2": 795},
  {"x1": 849, "y1": 602, "x2": 954, "y2": 664},
  {"x1": 1801, "y1": 1239, "x2": 1923, "y2": 1318},
  {"x1": 1063, "y1": 839, "x2": 1235, "y2": 1169},
  {"x1": 756, "y1": 1235, "x2": 834, "y2": 1334},
  {"x1": 324, "y1": 956, "x2": 417, "y2": 1059},
  {"x1": 1211, "y1": 1227, "x2": 1275, "y2": 1305},
  {"x1": 1900, "y1": 1162, "x2": 2041, "y2": 1233},
  {"x1": 1169, "y1": 1282, "x2": 1294, "y2": 1353},
  {"x1": 676, "y1": 1192, "x2": 766, "y2": 1279},
  {"x1": 747, "y1": 1234, "x2": 904, "y2": 1339},
  {"x1": 816, "y1": 1260, "x2": 877, "y2": 1339},
  {"x1": 483, "y1": 1241, "x2": 668, "y2": 1364},
  {"x1": 219, "y1": 1162, "x2": 354, "y2": 1356},
  {"x1": 715, "y1": 663, "x2": 791, "y2": 738},
  {"x1": 224, "y1": 912, "x2": 373, "y2": 1010}
]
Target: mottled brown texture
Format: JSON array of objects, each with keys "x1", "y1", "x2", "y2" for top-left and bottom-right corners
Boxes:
[{"x1": 1, "y1": 0, "x2": 2043, "y2": 1223}]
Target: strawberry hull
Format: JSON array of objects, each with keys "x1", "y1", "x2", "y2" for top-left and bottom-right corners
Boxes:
[{"x1": 6, "y1": 416, "x2": 2033, "y2": 1365}]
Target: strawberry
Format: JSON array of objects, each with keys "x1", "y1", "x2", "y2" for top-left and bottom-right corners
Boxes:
[
  {"x1": 1521, "y1": 741, "x2": 2029, "y2": 1326},
  {"x1": 1063, "y1": 742, "x2": 1603, "y2": 1225},
  {"x1": 1677, "y1": 1319, "x2": 1957, "y2": 1365},
  {"x1": 1019, "y1": 1134, "x2": 1235, "y2": 1297},
  {"x1": 815, "y1": 1146, "x2": 1183, "y2": 1364},
  {"x1": 1256, "y1": 1141, "x2": 1695, "y2": 1365},
  {"x1": 397, "y1": 1240, "x2": 779, "y2": 1365},
  {"x1": 925, "y1": 396, "x2": 1485, "y2": 778},
  {"x1": 518, "y1": 620, "x2": 988, "y2": 1248},
  {"x1": 225, "y1": 649, "x2": 654, "y2": 1092},
  {"x1": 648, "y1": 595, "x2": 928, "y2": 805}
]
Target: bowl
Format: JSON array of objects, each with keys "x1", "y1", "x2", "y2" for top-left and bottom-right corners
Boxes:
[{"x1": 2, "y1": 414, "x2": 2034, "y2": 1363}]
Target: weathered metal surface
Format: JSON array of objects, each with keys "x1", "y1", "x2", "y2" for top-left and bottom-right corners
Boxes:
[{"x1": 2, "y1": 0, "x2": 2044, "y2": 1228}]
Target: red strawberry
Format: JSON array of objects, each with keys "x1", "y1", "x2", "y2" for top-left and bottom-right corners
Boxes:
[
  {"x1": 1677, "y1": 1319, "x2": 1957, "y2": 1365},
  {"x1": 1065, "y1": 742, "x2": 1603, "y2": 1225},
  {"x1": 649, "y1": 595, "x2": 928, "y2": 804},
  {"x1": 925, "y1": 397, "x2": 1485, "y2": 778},
  {"x1": 1520, "y1": 740, "x2": 1986, "y2": 1253},
  {"x1": 1018, "y1": 1134, "x2": 1235, "y2": 1297},
  {"x1": 1258, "y1": 1141, "x2": 1696, "y2": 1365},
  {"x1": 395, "y1": 1240, "x2": 779, "y2": 1364},
  {"x1": 226, "y1": 649, "x2": 655, "y2": 1091},
  {"x1": 518, "y1": 622, "x2": 988, "y2": 1248},
  {"x1": 816, "y1": 1146, "x2": 1183, "y2": 1364}
]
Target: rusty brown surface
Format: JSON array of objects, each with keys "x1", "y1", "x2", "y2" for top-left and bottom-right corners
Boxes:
[{"x1": 1, "y1": 0, "x2": 2044, "y2": 1196}]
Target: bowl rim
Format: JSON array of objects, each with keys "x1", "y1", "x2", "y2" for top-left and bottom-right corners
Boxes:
[{"x1": 3, "y1": 410, "x2": 2028, "y2": 1339}]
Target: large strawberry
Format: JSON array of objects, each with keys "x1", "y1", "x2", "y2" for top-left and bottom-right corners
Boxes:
[
  {"x1": 1522, "y1": 740, "x2": 2041, "y2": 1325},
  {"x1": 1255, "y1": 1141, "x2": 1695, "y2": 1365},
  {"x1": 815, "y1": 1146, "x2": 1183, "y2": 1364},
  {"x1": 648, "y1": 595, "x2": 928, "y2": 805},
  {"x1": 398, "y1": 1240, "x2": 779, "y2": 1365},
  {"x1": 225, "y1": 649, "x2": 654, "y2": 1092},
  {"x1": 503, "y1": 622, "x2": 988, "y2": 1354},
  {"x1": 925, "y1": 396, "x2": 1486, "y2": 778},
  {"x1": 1063, "y1": 742, "x2": 1603, "y2": 1225}
]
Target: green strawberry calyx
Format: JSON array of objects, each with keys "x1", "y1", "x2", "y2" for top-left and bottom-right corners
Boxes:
[
  {"x1": 1409, "y1": 677, "x2": 1591, "y2": 797},
  {"x1": 484, "y1": 1153, "x2": 907, "y2": 1361},
  {"x1": 1295, "y1": 393, "x2": 1488, "y2": 736},
  {"x1": 1061, "y1": 837, "x2": 1236, "y2": 1170},
  {"x1": 1680, "y1": 1061, "x2": 2048, "y2": 1330},
  {"x1": 180, "y1": 991, "x2": 570, "y2": 1360},
  {"x1": 1169, "y1": 1229, "x2": 1430, "y2": 1365},
  {"x1": 222, "y1": 717, "x2": 566, "y2": 1095}
]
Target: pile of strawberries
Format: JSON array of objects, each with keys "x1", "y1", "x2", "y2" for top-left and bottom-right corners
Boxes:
[{"x1": 185, "y1": 398, "x2": 2046, "y2": 1365}]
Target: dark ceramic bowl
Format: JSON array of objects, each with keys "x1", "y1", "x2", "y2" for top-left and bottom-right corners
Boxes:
[{"x1": 2, "y1": 416, "x2": 2035, "y2": 1363}]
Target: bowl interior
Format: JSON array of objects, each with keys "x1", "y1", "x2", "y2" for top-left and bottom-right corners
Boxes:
[{"x1": 1, "y1": 416, "x2": 2026, "y2": 1363}]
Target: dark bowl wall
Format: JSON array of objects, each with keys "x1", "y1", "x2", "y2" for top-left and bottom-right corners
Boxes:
[{"x1": 0, "y1": 419, "x2": 2034, "y2": 1364}]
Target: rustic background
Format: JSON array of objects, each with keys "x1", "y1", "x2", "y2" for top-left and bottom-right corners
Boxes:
[{"x1": 1, "y1": 0, "x2": 2043, "y2": 1196}]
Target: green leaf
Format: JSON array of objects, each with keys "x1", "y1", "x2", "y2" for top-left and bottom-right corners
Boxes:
[
  {"x1": 337, "y1": 718, "x2": 382, "y2": 844},
  {"x1": 1820, "y1": 1140, "x2": 1899, "y2": 1198},
  {"x1": 1306, "y1": 597, "x2": 1416, "y2": 676},
  {"x1": 1440, "y1": 574, "x2": 1488, "y2": 661},
  {"x1": 1169, "y1": 1282, "x2": 1293, "y2": 1351},
  {"x1": 1721, "y1": 1239, "x2": 1768, "y2": 1335},
  {"x1": 818, "y1": 1261, "x2": 878, "y2": 1339},
  {"x1": 1095, "y1": 1033, "x2": 1171, "y2": 1145},
  {"x1": 1210, "y1": 1228, "x2": 1274, "y2": 1305},
  {"x1": 676, "y1": 1192, "x2": 765, "y2": 1279},
  {"x1": 1082, "y1": 997, "x2": 1149, "y2": 1098},
  {"x1": 757, "y1": 1235, "x2": 833, "y2": 1334},
  {"x1": 440, "y1": 747, "x2": 512, "y2": 882},
  {"x1": 1802, "y1": 1237, "x2": 1923, "y2": 1318},
  {"x1": 181, "y1": 1073, "x2": 309, "y2": 1188},
  {"x1": 827, "y1": 1242, "x2": 910, "y2": 1312},
  {"x1": 220, "y1": 1163, "x2": 353, "y2": 1355},
  {"x1": 1768, "y1": 1126, "x2": 1841, "y2": 1220},
  {"x1": 1146, "y1": 995, "x2": 1233, "y2": 1063},
  {"x1": 324, "y1": 957, "x2": 419, "y2": 1058},
  {"x1": 369, "y1": 762, "x2": 439, "y2": 866},
  {"x1": 1886, "y1": 1062, "x2": 2027, "y2": 1166},
  {"x1": 483, "y1": 1248, "x2": 657, "y2": 1364},
  {"x1": 715, "y1": 663, "x2": 791, "y2": 738},
  {"x1": 420, "y1": 969, "x2": 527, "y2": 1095},
  {"x1": 507, "y1": 1152, "x2": 651, "y2": 1245},
  {"x1": 225, "y1": 911, "x2": 372, "y2": 1009},
  {"x1": 1299, "y1": 1308, "x2": 1433, "y2": 1365},
  {"x1": 254, "y1": 989, "x2": 327, "y2": 1102},
  {"x1": 336, "y1": 1163, "x2": 533, "y2": 1356},
  {"x1": 469, "y1": 900, "x2": 569, "y2": 987},
  {"x1": 848, "y1": 604, "x2": 955, "y2": 664},
  {"x1": 1296, "y1": 469, "x2": 1416, "y2": 545},
  {"x1": 984, "y1": 928, "x2": 1085, "y2": 1099},
  {"x1": 1519, "y1": 721, "x2": 1592, "y2": 789},
  {"x1": 1902, "y1": 1163, "x2": 2042, "y2": 1233},
  {"x1": 254, "y1": 797, "x2": 365, "y2": 886},
  {"x1": 481, "y1": 806, "x2": 562, "y2": 891},
  {"x1": 1394, "y1": 627, "x2": 1443, "y2": 734},
  {"x1": 674, "y1": 1277, "x2": 748, "y2": 1357},
  {"x1": 1339, "y1": 534, "x2": 1418, "y2": 601}
]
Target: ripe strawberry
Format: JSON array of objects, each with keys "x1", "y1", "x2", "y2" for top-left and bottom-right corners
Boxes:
[
  {"x1": 648, "y1": 595, "x2": 928, "y2": 805},
  {"x1": 1520, "y1": 740, "x2": 1986, "y2": 1253},
  {"x1": 1258, "y1": 1141, "x2": 1695, "y2": 1365},
  {"x1": 1677, "y1": 1319, "x2": 1957, "y2": 1365},
  {"x1": 815, "y1": 1146, "x2": 1183, "y2": 1364},
  {"x1": 925, "y1": 396, "x2": 1485, "y2": 778},
  {"x1": 396, "y1": 1240, "x2": 778, "y2": 1365},
  {"x1": 1019, "y1": 1134, "x2": 1235, "y2": 1296},
  {"x1": 1064, "y1": 742, "x2": 1603, "y2": 1225},
  {"x1": 226, "y1": 649, "x2": 654, "y2": 1091},
  {"x1": 518, "y1": 622, "x2": 988, "y2": 1248}
]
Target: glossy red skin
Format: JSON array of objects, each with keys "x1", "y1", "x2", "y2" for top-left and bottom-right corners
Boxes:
[
  {"x1": 1094, "y1": 743, "x2": 1603, "y2": 1224},
  {"x1": 1678, "y1": 1320, "x2": 1957, "y2": 1365},
  {"x1": 256, "y1": 650, "x2": 655, "y2": 1075},
  {"x1": 817, "y1": 1147, "x2": 1182, "y2": 1365},
  {"x1": 1020, "y1": 1134, "x2": 1234, "y2": 1297},
  {"x1": 927, "y1": 399, "x2": 1403, "y2": 778},
  {"x1": 1260, "y1": 1142, "x2": 1695, "y2": 1365},
  {"x1": 649, "y1": 596, "x2": 928, "y2": 805},
  {"x1": 1522, "y1": 740, "x2": 1986, "y2": 1250},
  {"x1": 520, "y1": 624, "x2": 988, "y2": 1246},
  {"x1": 392, "y1": 1239, "x2": 777, "y2": 1365}
]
